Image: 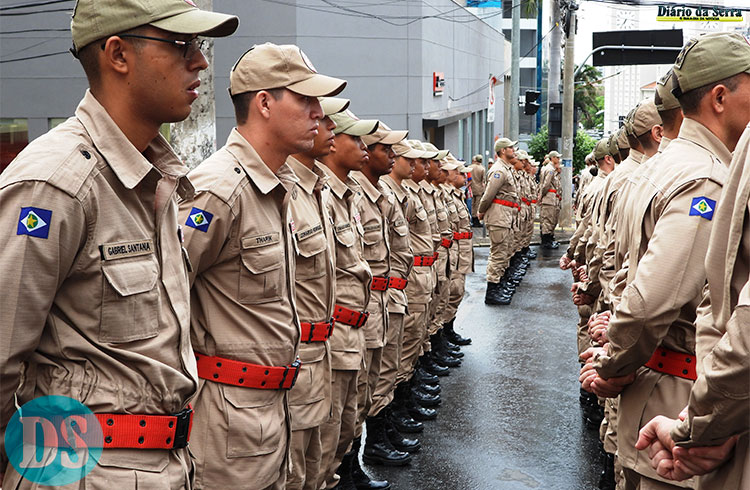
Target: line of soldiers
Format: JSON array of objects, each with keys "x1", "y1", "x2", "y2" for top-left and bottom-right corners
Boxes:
[
  {"x1": 561, "y1": 32, "x2": 750, "y2": 490},
  {"x1": 477, "y1": 139, "x2": 563, "y2": 305},
  {"x1": 0, "y1": 1, "x2": 481, "y2": 489}
]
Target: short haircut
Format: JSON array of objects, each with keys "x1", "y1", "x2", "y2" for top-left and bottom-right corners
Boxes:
[
  {"x1": 658, "y1": 108, "x2": 682, "y2": 133},
  {"x1": 77, "y1": 26, "x2": 148, "y2": 88},
  {"x1": 677, "y1": 73, "x2": 742, "y2": 115},
  {"x1": 626, "y1": 133, "x2": 640, "y2": 150},
  {"x1": 231, "y1": 88, "x2": 284, "y2": 125},
  {"x1": 636, "y1": 129, "x2": 659, "y2": 153}
]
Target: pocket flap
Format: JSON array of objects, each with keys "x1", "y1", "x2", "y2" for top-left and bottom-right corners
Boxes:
[
  {"x1": 102, "y1": 256, "x2": 158, "y2": 297},
  {"x1": 296, "y1": 225, "x2": 327, "y2": 258},
  {"x1": 223, "y1": 384, "x2": 278, "y2": 408},
  {"x1": 333, "y1": 222, "x2": 356, "y2": 247},
  {"x1": 241, "y1": 234, "x2": 282, "y2": 273}
]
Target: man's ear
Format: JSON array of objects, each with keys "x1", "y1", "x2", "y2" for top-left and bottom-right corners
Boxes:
[
  {"x1": 253, "y1": 90, "x2": 276, "y2": 120},
  {"x1": 101, "y1": 36, "x2": 131, "y2": 76}
]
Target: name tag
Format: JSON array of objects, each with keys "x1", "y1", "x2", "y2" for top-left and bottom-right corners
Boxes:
[
  {"x1": 296, "y1": 223, "x2": 323, "y2": 241},
  {"x1": 335, "y1": 222, "x2": 352, "y2": 233},
  {"x1": 100, "y1": 239, "x2": 154, "y2": 260},
  {"x1": 363, "y1": 223, "x2": 381, "y2": 233},
  {"x1": 242, "y1": 232, "x2": 280, "y2": 249},
  {"x1": 393, "y1": 218, "x2": 407, "y2": 228}
]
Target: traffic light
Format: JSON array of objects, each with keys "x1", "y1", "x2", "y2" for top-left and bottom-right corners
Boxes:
[{"x1": 524, "y1": 90, "x2": 541, "y2": 115}]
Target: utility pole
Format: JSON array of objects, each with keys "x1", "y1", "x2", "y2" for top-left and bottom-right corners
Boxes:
[
  {"x1": 170, "y1": 0, "x2": 217, "y2": 169},
  {"x1": 560, "y1": 2, "x2": 577, "y2": 228},
  {"x1": 509, "y1": 0, "x2": 520, "y2": 140},
  {"x1": 547, "y1": 0, "x2": 562, "y2": 150}
]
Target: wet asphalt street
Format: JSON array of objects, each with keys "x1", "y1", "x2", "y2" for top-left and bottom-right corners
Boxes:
[{"x1": 364, "y1": 245, "x2": 602, "y2": 490}]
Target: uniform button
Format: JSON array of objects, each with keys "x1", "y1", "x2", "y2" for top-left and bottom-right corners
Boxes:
[
  {"x1": 81, "y1": 150, "x2": 91, "y2": 159},
  {"x1": 234, "y1": 167, "x2": 241, "y2": 174}
]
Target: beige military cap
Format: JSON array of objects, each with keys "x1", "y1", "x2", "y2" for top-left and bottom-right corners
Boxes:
[
  {"x1": 629, "y1": 99, "x2": 661, "y2": 137},
  {"x1": 655, "y1": 69, "x2": 681, "y2": 111},
  {"x1": 516, "y1": 151, "x2": 530, "y2": 161},
  {"x1": 393, "y1": 140, "x2": 424, "y2": 158},
  {"x1": 607, "y1": 132, "x2": 619, "y2": 156},
  {"x1": 230, "y1": 43, "x2": 346, "y2": 97},
  {"x1": 623, "y1": 104, "x2": 640, "y2": 136},
  {"x1": 473, "y1": 154, "x2": 483, "y2": 163},
  {"x1": 441, "y1": 156, "x2": 461, "y2": 171},
  {"x1": 408, "y1": 140, "x2": 439, "y2": 159},
  {"x1": 547, "y1": 150, "x2": 562, "y2": 158},
  {"x1": 672, "y1": 32, "x2": 750, "y2": 97},
  {"x1": 616, "y1": 126, "x2": 630, "y2": 150},
  {"x1": 361, "y1": 121, "x2": 408, "y2": 146},
  {"x1": 319, "y1": 97, "x2": 349, "y2": 116},
  {"x1": 423, "y1": 142, "x2": 450, "y2": 160},
  {"x1": 494, "y1": 137, "x2": 517, "y2": 153},
  {"x1": 71, "y1": 0, "x2": 239, "y2": 53},
  {"x1": 593, "y1": 138, "x2": 611, "y2": 160},
  {"x1": 330, "y1": 109, "x2": 379, "y2": 136}
]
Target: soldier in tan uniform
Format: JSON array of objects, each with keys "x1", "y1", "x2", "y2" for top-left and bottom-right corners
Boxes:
[
  {"x1": 0, "y1": 2, "x2": 237, "y2": 488},
  {"x1": 539, "y1": 150, "x2": 562, "y2": 248},
  {"x1": 469, "y1": 154, "x2": 486, "y2": 226},
  {"x1": 477, "y1": 137, "x2": 520, "y2": 305},
  {"x1": 580, "y1": 32, "x2": 750, "y2": 490},
  {"x1": 179, "y1": 44, "x2": 345, "y2": 490},
  {"x1": 316, "y1": 103, "x2": 381, "y2": 490},
  {"x1": 636, "y1": 124, "x2": 750, "y2": 490},
  {"x1": 285, "y1": 98, "x2": 345, "y2": 490}
]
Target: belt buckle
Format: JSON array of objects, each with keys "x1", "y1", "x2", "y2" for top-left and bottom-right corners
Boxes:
[
  {"x1": 359, "y1": 311, "x2": 370, "y2": 328},
  {"x1": 171, "y1": 407, "x2": 192, "y2": 449},
  {"x1": 326, "y1": 318, "x2": 335, "y2": 338},
  {"x1": 306, "y1": 322, "x2": 316, "y2": 343},
  {"x1": 280, "y1": 358, "x2": 302, "y2": 389}
]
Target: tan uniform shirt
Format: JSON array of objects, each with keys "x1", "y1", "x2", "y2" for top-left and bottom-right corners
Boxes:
[
  {"x1": 478, "y1": 160, "x2": 518, "y2": 228},
  {"x1": 179, "y1": 128, "x2": 299, "y2": 488},
  {"x1": 670, "y1": 126, "x2": 750, "y2": 489},
  {"x1": 286, "y1": 157, "x2": 335, "y2": 431},
  {"x1": 568, "y1": 171, "x2": 608, "y2": 262},
  {"x1": 321, "y1": 166, "x2": 371, "y2": 371},
  {"x1": 0, "y1": 91, "x2": 197, "y2": 472},
  {"x1": 539, "y1": 163, "x2": 561, "y2": 206},
  {"x1": 380, "y1": 175, "x2": 413, "y2": 314},
  {"x1": 449, "y1": 186, "x2": 474, "y2": 273},
  {"x1": 350, "y1": 171, "x2": 390, "y2": 349},
  {"x1": 403, "y1": 179, "x2": 435, "y2": 300},
  {"x1": 594, "y1": 118, "x2": 731, "y2": 484}
]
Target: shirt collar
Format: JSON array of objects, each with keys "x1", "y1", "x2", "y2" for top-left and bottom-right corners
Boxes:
[
  {"x1": 320, "y1": 164, "x2": 353, "y2": 199},
  {"x1": 678, "y1": 118, "x2": 733, "y2": 167},
  {"x1": 286, "y1": 156, "x2": 320, "y2": 194},
  {"x1": 657, "y1": 136, "x2": 672, "y2": 153},
  {"x1": 419, "y1": 180, "x2": 435, "y2": 194},
  {"x1": 76, "y1": 90, "x2": 190, "y2": 191},
  {"x1": 351, "y1": 170, "x2": 383, "y2": 203},
  {"x1": 402, "y1": 178, "x2": 420, "y2": 193},
  {"x1": 381, "y1": 175, "x2": 407, "y2": 202},
  {"x1": 225, "y1": 128, "x2": 298, "y2": 195}
]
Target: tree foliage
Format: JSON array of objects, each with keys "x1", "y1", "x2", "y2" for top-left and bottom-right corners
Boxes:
[
  {"x1": 575, "y1": 64, "x2": 604, "y2": 130},
  {"x1": 527, "y1": 125, "x2": 596, "y2": 173}
]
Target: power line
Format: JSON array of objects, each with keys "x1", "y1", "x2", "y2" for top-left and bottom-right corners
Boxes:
[
  {"x1": 0, "y1": 0, "x2": 72, "y2": 11},
  {"x1": 0, "y1": 50, "x2": 68, "y2": 63},
  {"x1": 1, "y1": 7, "x2": 72, "y2": 15},
  {"x1": 0, "y1": 28, "x2": 69, "y2": 34}
]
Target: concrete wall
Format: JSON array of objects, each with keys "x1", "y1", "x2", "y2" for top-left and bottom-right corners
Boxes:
[{"x1": 1, "y1": 0, "x2": 504, "y2": 160}]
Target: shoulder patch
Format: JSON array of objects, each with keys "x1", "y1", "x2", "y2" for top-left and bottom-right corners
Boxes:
[
  {"x1": 17, "y1": 207, "x2": 52, "y2": 239},
  {"x1": 689, "y1": 197, "x2": 715, "y2": 220},
  {"x1": 185, "y1": 206, "x2": 214, "y2": 232},
  {"x1": 493, "y1": 172, "x2": 502, "y2": 179}
]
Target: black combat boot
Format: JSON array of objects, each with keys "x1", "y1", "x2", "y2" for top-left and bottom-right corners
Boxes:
[
  {"x1": 383, "y1": 407, "x2": 421, "y2": 453},
  {"x1": 598, "y1": 452, "x2": 615, "y2": 490},
  {"x1": 397, "y1": 381, "x2": 438, "y2": 421},
  {"x1": 430, "y1": 347, "x2": 461, "y2": 368},
  {"x1": 524, "y1": 246, "x2": 537, "y2": 259},
  {"x1": 541, "y1": 233, "x2": 553, "y2": 249},
  {"x1": 444, "y1": 318, "x2": 471, "y2": 345},
  {"x1": 435, "y1": 330, "x2": 463, "y2": 358},
  {"x1": 410, "y1": 377, "x2": 441, "y2": 407},
  {"x1": 363, "y1": 413, "x2": 412, "y2": 466},
  {"x1": 414, "y1": 363, "x2": 440, "y2": 386},
  {"x1": 485, "y1": 281, "x2": 511, "y2": 305},
  {"x1": 548, "y1": 233, "x2": 560, "y2": 249},
  {"x1": 389, "y1": 395, "x2": 424, "y2": 434},
  {"x1": 336, "y1": 451, "x2": 359, "y2": 490},
  {"x1": 349, "y1": 437, "x2": 392, "y2": 490},
  {"x1": 420, "y1": 354, "x2": 449, "y2": 377}
]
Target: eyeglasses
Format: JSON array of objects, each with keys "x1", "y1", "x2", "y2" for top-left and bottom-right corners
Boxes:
[{"x1": 101, "y1": 35, "x2": 206, "y2": 59}]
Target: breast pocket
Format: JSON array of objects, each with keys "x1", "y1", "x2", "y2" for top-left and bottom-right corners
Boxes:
[
  {"x1": 239, "y1": 233, "x2": 284, "y2": 304},
  {"x1": 361, "y1": 220, "x2": 386, "y2": 262},
  {"x1": 333, "y1": 222, "x2": 357, "y2": 268},
  {"x1": 100, "y1": 255, "x2": 160, "y2": 343},
  {"x1": 295, "y1": 224, "x2": 327, "y2": 281}
]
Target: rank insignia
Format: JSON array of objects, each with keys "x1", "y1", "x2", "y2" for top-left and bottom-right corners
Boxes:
[
  {"x1": 17, "y1": 207, "x2": 52, "y2": 239},
  {"x1": 186, "y1": 207, "x2": 213, "y2": 232},
  {"x1": 689, "y1": 196, "x2": 715, "y2": 220}
]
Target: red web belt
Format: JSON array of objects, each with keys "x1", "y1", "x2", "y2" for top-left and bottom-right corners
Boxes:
[
  {"x1": 333, "y1": 304, "x2": 369, "y2": 328},
  {"x1": 300, "y1": 318, "x2": 335, "y2": 343},
  {"x1": 371, "y1": 276, "x2": 388, "y2": 291},
  {"x1": 453, "y1": 232, "x2": 473, "y2": 240},
  {"x1": 413, "y1": 254, "x2": 436, "y2": 266},
  {"x1": 493, "y1": 199, "x2": 520, "y2": 209},
  {"x1": 95, "y1": 408, "x2": 193, "y2": 449},
  {"x1": 195, "y1": 353, "x2": 301, "y2": 389},
  {"x1": 644, "y1": 347, "x2": 697, "y2": 381},
  {"x1": 388, "y1": 277, "x2": 408, "y2": 290},
  {"x1": 440, "y1": 237, "x2": 453, "y2": 248},
  {"x1": 521, "y1": 198, "x2": 530, "y2": 206}
]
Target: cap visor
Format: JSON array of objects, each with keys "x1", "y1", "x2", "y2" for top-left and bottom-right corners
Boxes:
[
  {"x1": 288, "y1": 74, "x2": 347, "y2": 97},
  {"x1": 395, "y1": 147, "x2": 424, "y2": 158},
  {"x1": 421, "y1": 151, "x2": 439, "y2": 159},
  {"x1": 435, "y1": 149, "x2": 450, "y2": 160},
  {"x1": 342, "y1": 120, "x2": 379, "y2": 137},
  {"x1": 151, "y1": 9, "x2": 239, "y2": 37},
  {"x1": 380, "y1": 130, "x2": 408, "y2": 145},
  {"x1": 320, "y1": 97, "x2": 350, "y2": 116}
]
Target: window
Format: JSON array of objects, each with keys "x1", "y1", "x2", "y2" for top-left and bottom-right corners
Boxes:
[
  {"x1": 1, "y1": 118, "x2": 28, "y2": 174},
  {"x1": 458, "y1": 118, "x2": 465, "y2": 160},
  {"x1": 49, "y1": 118, "x2": 67, "y2": 130}
]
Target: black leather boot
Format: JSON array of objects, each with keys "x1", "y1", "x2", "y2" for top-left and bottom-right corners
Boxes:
[
  {"x1": 383, "y1": 407, "x2": 421, "y2": 453},
  {"x1": 420, "y1": 354, "x2": 449, "y2": 376},
  {"x1": 336, "y1": 451, "x2": 358, "y2": 490},
  {"x1": 390, "y1": 392, "x2": 424, "y2": 433},
  {"x1": 398, "y1": 382, "x2": 437, "y2": 421},
  {"x1": 434, "y1": 331, "x2": 463, "y2": 359},
  {"x1": 525, "y1": 246, "x2": 537, "y2": 259},
  {"x1": 485, "y1": 281, "x2": 511, "y2": 305},
  {"x1": 414, "y1": 364, "x2": 440, "y2": 386},
  {"x1": 598, "y1": 452, "x2": 615, "y2": 490},
  {"x1": 444, "y1": 318, "x2": 471, "y2": 345},
  {"x1": 549, "y1": 232, "x2": 560, "y2": 249},
  {"x1": 410, "y1": 376, "x2": 441, "y2": 407},
  {"x1": 350, "y1": 437, "x2": 391, "y2": 490},
  {"x1": 430, "y1": 348, "x2": 461, "y2": 368},
  {"x1": 363, "y1": 413, "x2": 412, "y2": 466}
]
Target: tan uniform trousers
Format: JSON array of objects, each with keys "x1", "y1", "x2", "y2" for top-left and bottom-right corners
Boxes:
[
  {"x1": 320, "y1": 369, "x2": 359, "y2": 490},
  {"x1": 429, "y1": 253, "x2": 449, "y2": 337},
  {"x1": 356, "y1": 346, "x2": 383, "y2": 435},
  {"x1": 288, "y1": 426, "x2": 322, "y2": 490},
  {"x1": 540, "y1": 203, "x2": 560, "y2": 235},
  {"x1": 2, "y1": 447, "x2": 194, "y2": 490},
  {"x1": 397, "y1": 303, "x2": 429, "y2": 384},
  {"x1": 524, "y1": 205, "x2": 535, "y2": 246},
  {"x1": 471, "y1": 192, "x2": 483, "y2": 218},
  {"x1": 486, "y1": 225, "x2": 513, "y2": 283},
  {"x1": 444, "y1": 272, "x2": 466, "y2": 323},
  {"x1": 622, "y1": 467, "x2": 690, "y2": 490},
  {"x1": 370, "y1": 311, "x2": 404, "y2": 416}
]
